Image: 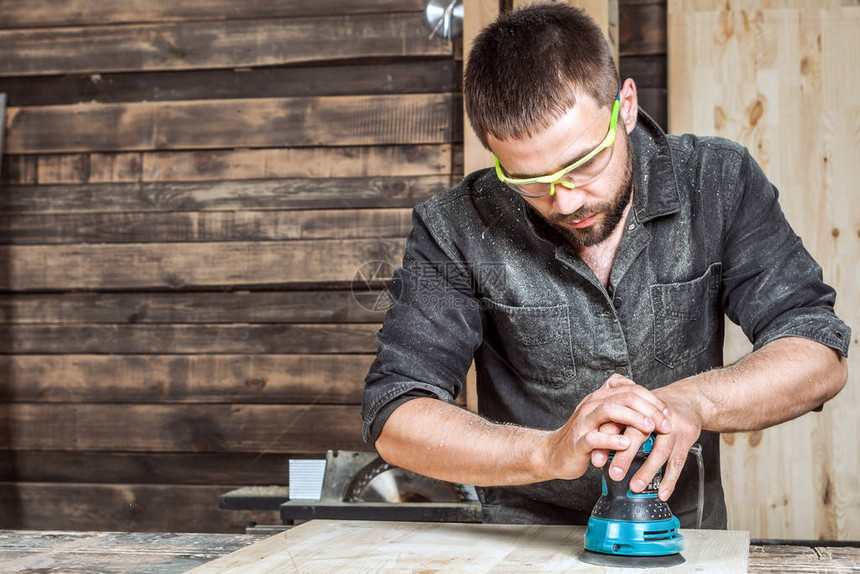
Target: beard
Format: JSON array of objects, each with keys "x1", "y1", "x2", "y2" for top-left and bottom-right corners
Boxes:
[{"x1": 545, "y1": 146, "x2": 634, "y2": 247}]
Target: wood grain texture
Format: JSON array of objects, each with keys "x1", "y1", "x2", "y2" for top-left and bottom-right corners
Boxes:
[
  {"x1": 4, "y1": 94, "x2": 457, "y2": 154},
  {"x1": 0, "y1": 291, "x2": 387, "y2": 324},
  {"x1": 0, "y1": 13, "x2": 449, "y2": 77},
  {"x1": 669, "y1": 2, "x2": 859, "y2": 540},
  {"x1": 0, "y1": 239, "x2": 406, "y2": 290},
  {"x1": 0, "y1": 0, "x2": 426, "y2": 28},
  {"x1": 0, "y1": 451, "x2": 294, "y2": 485},
  {"x1": 1, "y1": 145, "x2": 455, "y2": 185},
  {"x1": 0, "y1": 483, "x2": 279, "y2": 533},
  {"x1": 0, "y1": 208, "x2": 414, "y2": 244},
  {"x1": 0, "y1": 324, "x2": 381, "y2": 354},
  {"x1": 187, "y1": 520, "x2": 750, "y2": 573},
  {"x1": 0, "y1": 404, "x2": 365, "y2": 452},
  {"x1": 0, "y1": 177, "x2": 445, "y2": 213},
  {"x1": 0, "y1": 530, "x2": 263, "y2": 573},
  {"x1": 0, "y1": 60, "x2": 458, "y2": 107},
  {"x1": 462, "y1": 0, "x2": 499, "y2": 175},
  {"x1": 619, "y1": 1, "x2": 666, "y2": 56}
]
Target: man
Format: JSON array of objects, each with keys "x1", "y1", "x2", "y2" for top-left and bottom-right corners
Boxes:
[{"x1": 361, "y1": 4, "x2": 849, "y2": 528}]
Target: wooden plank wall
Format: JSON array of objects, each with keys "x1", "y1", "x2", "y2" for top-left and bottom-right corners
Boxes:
[
  {"x1": 0, "y1": 0, "x2": 460, "y2": 532},
  {"x1": 668, "y1": 0, "x2": 859, "y2": 540}
]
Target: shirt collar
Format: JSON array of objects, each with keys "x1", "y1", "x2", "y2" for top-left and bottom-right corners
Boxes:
[{"x1": 628, "y1": 109, "x2": 681, "y2": 223}]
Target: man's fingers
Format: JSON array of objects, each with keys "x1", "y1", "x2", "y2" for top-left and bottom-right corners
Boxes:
[
  {"x1": 590, "y1": 385, "x2": 672, "y2": 426},
  {"x1": 583, "y1": 401, "x2": 659, "y2": 437},
  {"x1": 577, "y1": 430, "x2": 631, "y2": 456},
  {"x1": 591, "y1": 422, "x2": 624, "y2": 467},
  {"x1": 629, "y1": 434, "x2": 674, "y2": 493},
  {"x1": 603, "y1": 373, "x2": 636, "y2": 389},
  {"x1": 606, "y1": 427, "x2": 647, "y2": 482},
  {"x1": 658, "y1": 445, "x2": 689, "y2": 501},
  {"x1": 585, "y1": 391, "x2": 671, "y2": 436}
]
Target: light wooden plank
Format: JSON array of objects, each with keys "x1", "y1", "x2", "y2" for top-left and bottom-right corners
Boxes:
[
  {"x1": 462, "y1": 0, "x2": 499, "y2": 175},
  {"x1": 4, "y1": 94, "x2": 456, "y2": 154},
  {"x1": 187, "y1": 520, "x2": 750, "y2": 573},
  {"x1": 0, "y1": 291, "x2": 387, "y2": 324},
  {"x1": 669, "y1": 2, "x2": 860, "y2": 541},
  {"x1": 0, "y1": 176, "x2": 445, "y2": 213},
  {"x1": 0, "y1": 0, "x2": 426, "y2": 28},
  {"x1": 0, "y1": 13, "x2": 449, "y2": 77},
  {"x1": 0, "y1": 238, "x2": 406, "y2": 290},
  {"x1": 0, "y1": 483, "x2": 279, "y2": 534},
  {"x1": 0, "y1": 208, "x2": 414, "y2": 244},
  {"x1": 0, "y1": 404, "x2": 365, "y2": 452}
]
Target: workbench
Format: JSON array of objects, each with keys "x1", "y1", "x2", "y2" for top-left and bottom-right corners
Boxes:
[{"x1": 2, "y1": 522, "x2": 858, "y2": 573}]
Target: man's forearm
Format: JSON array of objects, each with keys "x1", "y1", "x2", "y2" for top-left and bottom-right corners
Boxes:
[
  {"x1": 664, "y1": 336, "x2": 847, "y2": 433},
  {"x1": 374, "y1": 376, "x2": 671, "y2": 487},
  {"x1": 374, "y1": 398, "x2": 553, "y2": 486}
]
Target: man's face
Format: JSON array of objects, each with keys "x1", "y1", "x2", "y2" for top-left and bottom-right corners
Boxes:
[{"x1": 489, "y1": 91, "x2": 635, "y2": 248}]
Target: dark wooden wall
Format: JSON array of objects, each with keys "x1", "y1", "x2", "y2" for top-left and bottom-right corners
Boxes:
[
  {"x1": 619, "y1": 0, "x2": 667, "y2": 130},
  {"x1": 0, "y1": 0, "x2": 460, "y2": 532},
  {"x1": 0, "y1": 0, "x2": 665, "y2": 533}
]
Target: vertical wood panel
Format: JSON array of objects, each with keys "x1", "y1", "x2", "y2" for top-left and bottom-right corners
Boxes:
[
  {"x1": 463, "y1": 0, "x2": 500, "y2": 175},
  {"x1": 669, "y1": 2, "x2": 859, "y2": 540}
]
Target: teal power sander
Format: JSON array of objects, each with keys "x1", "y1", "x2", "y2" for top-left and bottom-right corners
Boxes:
[{"x1": 579, "y1": 435, "x2": 688, "y2": 568}]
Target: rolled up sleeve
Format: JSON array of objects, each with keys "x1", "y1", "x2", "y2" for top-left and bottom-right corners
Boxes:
[
  {"x1": 361, "y1": 203, "x2": 484, "y2": 444},
  {"x1": 721, "y1": 150, "x2": 851, "y2": 357}
]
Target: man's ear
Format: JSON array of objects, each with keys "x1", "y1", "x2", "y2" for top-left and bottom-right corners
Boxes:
[{"x1": 619, "y1": 77, "x2": 639, "y2": 134}]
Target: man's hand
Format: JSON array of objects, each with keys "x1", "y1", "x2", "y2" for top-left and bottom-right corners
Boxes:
[
  {"x1": 603, "y1": 384, "x2": 703, "y2": 501},
  {"x1": 542, "y1": 374, "x2": 673, "y2": 480}
]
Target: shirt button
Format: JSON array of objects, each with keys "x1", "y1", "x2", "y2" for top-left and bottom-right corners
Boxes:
[
  {"x1": 616, "y1": 366, "x2": 628, "y2": 376},
  {"x1": 613, "y1": 297, "x2": 623, "y2": 309}
]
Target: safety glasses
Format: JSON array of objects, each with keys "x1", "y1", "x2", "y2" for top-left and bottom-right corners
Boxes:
[{"x1": 494, "y1": 94, "x2": 621, "y2": 198}]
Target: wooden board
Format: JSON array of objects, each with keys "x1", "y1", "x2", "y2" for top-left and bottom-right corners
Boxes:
[
  {"x1": 0, "y1": 13, "x2": 449, "y2": 77},
  {"x1": 0, "y1": 483, "x2": 279, "y2": 533},
  {"x1": 0, "y1": 353, "x2": 372, "y2": 403},
  {"x1": 0, "y1": 291, "x2": 387, "y2": 323},
  {"x1": 0, "y1": 0, "x2": 426, "y2": 28},
  {"x1": 0, "y1": 451, "x2": 294, "y2": 485},
  {"x1": 187, "y1": 520, "x2": 750, "y2": 573},
  {"x1": 0, "y1": 208, "x2": 414, "y2": 244},
  {"x1": 0, "y1": 146, "x2": 453, "y2": 183},
  {"x1": 4, "y1": 94, "x2": 457, "y2": 154},
  {"x1": 0, "y1": 177, "x2": 445, "y2": 213},
  {"x1": 0, "y1": 530, "x2": 264, "y2": 573},
  {"x1": 0, "y1": 239, "x2": 406, "y2": 290},
  {"x1": 668, "y1": 2, "x2": 860, "y2": 541},
  {"x1": 462, "y1": 0, "x2": 499, "y2": 175},
  {"x1": 0, "y1": 404, "x2": 364, "y2": 453},
  {"x1": 0, "y1": 60, "x2": 458, "y2": 107},
  {"x1": 0, "y1": 323, "x2": 381, "y2": 354}
]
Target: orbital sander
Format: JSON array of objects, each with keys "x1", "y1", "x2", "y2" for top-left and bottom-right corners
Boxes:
[{"x1": 579, "y1": 434, "x2": 700, "y2": 568}]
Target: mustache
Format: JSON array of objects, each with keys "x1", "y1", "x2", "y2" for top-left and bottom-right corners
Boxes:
[{"x1": 548, "y1": 204, "x2": 607, "y2": 224}]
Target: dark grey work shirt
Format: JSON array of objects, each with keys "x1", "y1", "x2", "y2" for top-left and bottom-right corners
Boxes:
[{"x1": 361, "y1": 111, "x2": 851, "y2": 528}]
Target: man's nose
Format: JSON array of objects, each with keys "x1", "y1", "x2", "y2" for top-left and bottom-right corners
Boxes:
[{"x1": 551, "y1": 182, "x2": 587, "y2": 215}]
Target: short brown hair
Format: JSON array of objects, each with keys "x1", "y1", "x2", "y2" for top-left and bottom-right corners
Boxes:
[{"x1": 464, "y1": 3, "x2": 620, "y2": 149}]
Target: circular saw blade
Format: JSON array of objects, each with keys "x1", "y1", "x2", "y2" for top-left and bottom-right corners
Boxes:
[{"x1": 345, "y1": 459, "x2": 468, "y2": 503}]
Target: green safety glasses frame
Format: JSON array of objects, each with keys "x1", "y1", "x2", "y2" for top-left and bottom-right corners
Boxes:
[{"x1": 493, "y1": 92, "x2": 622, "y2": 198}]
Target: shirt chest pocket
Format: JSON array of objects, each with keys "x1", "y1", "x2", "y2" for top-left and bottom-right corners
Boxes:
[
  {"x1": 650, "y1": 262, "x2": 722, "y2": 368},
  {"x1": 485, "y1": 301, "x2": 577, "y2": 387}
]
